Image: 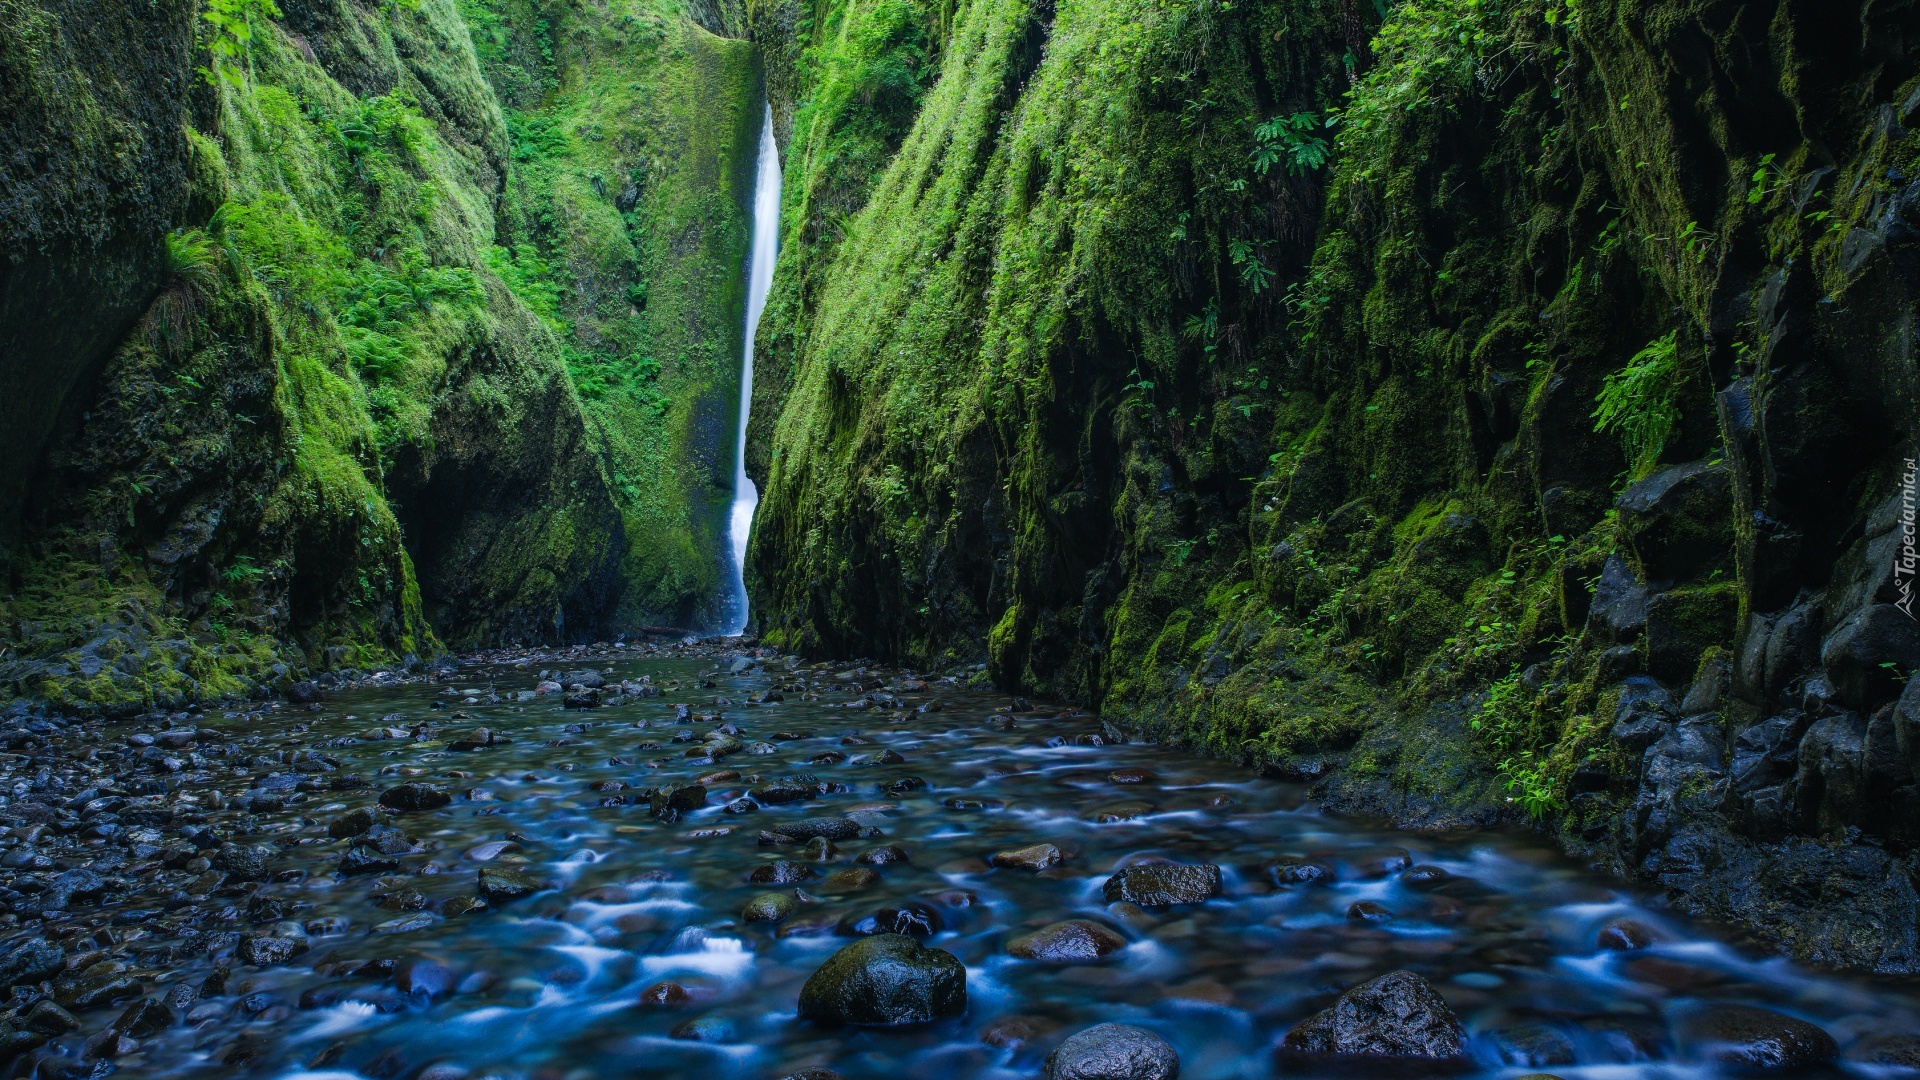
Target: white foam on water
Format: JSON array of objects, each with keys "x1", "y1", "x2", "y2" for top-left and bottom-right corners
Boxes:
[
  {"x1": 639, "y1": 935, "x2": 755, "y2": 979},
  {"x1": 296, "y1": 1001, "x2": 381, "y2": 1040}
]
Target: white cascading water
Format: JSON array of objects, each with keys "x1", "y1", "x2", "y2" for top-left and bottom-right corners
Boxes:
[{"x1": 721, "y1": 102, "x2": 780, "y2": 636}]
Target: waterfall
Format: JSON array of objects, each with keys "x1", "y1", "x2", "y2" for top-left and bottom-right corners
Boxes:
[{"x1": 721, "y1": 102, "x2": 780, "y2": 636}]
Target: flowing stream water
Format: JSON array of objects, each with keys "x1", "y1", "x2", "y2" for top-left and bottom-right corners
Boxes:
[
  {"x1": 721, "y1": 104, "x2": 781, "y2": 637},
  {"x1": 21, "y1": 646, "x2": 1920, "y2": 1080}
]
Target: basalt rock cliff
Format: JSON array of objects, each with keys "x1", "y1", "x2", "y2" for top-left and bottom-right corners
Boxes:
[{"x1": 744, "y1": 0, "x2": 1920, "y2": 971}]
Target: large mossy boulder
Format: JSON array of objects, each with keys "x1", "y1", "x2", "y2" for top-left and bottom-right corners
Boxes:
[{"x1": 796, "y1": 934, "x2": 965, "y2": 1025}]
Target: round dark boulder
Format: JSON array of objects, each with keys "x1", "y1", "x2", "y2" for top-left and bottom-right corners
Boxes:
[
  {"x1": 1044, "y1": 1022, "x2": 1179, "y2": 1080},
  {"x1": 1280, "y1": 970, "x2": 1467, "y2": 1059},
  {"x1": 1676, "y1": 1004, "x2": 1837, "y2": 1068},
  {"x1": 796, "y1": 934, "x2": 966, "y2": 1025}
]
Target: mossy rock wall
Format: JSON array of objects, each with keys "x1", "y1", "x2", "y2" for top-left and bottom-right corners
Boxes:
[
  {"x1": 750, "y1": 0, "x2": 1920, "y2": 970},
  {"x1": 464, "y1": 0, "x2": 765, "y2": 630},
  {"x1": 0, "y1": 0, "x2": 771, "y2": 708}
]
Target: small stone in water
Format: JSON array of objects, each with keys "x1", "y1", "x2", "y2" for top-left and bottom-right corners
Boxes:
[
  {"x1": 463, "y1": 840, "x2": 523, "y2": 861},
  {"x1": 1007, "y1": 920, "x2": 1127, "y2": 963},
  {"x1": 857, "y1": 845, "x2": 909, "y2": 866},
  {"x1": 1346, "y1": 900, "x2": 1393, "y2": 922},
  {"x1": 745, "y1": 893, "x2": 797, "y2": 922},
  {"x1": 773, "y1": 816, "x2": 867, "y2": 841},
  {"x1": 1486, "y1": 1024, "x2": 1578, "y2": 1067},
  {"x1": 379, "y1": 783, "x2": 452, "y2": 812},
  {"x1": 372, "y1": 913, "x2": 437, "y2": 934},
  {"x1": 339, "y1": 845, "x2": 400, "y2": 876},
  {"x1": 1107, "y1": 768, "x2": 1156, "y2": 784},
  {"x1": 838, "y1": 903, "x2": 942, "y2": 937},
  {"x1": 1597, "y1": 919, "x2": 1655, "y2": 950},
  {"x1": 1043, "y1": 1022, "x2": 1179, "y2": 1080},
  {"x1": 671, "y1": 1015, "x2": 735, "y2": 1041},
  {"x1": 1675, "y1": 1004, "x2": 1838, "y2": 1068},
  {"x1": 981, "y1": 1015, "x2": 1045, "y2": 1050},
  {"x1": 802, "y1": 836, "x2": 840, "y2": 860},
  {"x1": 750, "y1": 860, "x2": 817, "y2": 884},
  {"x1": 1101, "y1": 864, "x2": 1222, "y2": 906},
  {"x1": 328, "y1": 806, "x2": 384, "y2": 838},
  {"x1": 1353, "y1": 849, "x2": 1413, "y2": 878},
  {"x1": 637, "y1": 981, "x2": 694, "y2": 1007},
  {"x1": 25, "y1": 1000, "x2": 79, "y2": 1035},
  {"x1": 650, "y1": 783, "x2": 708, "y2": 817},
  {"x1": 821, "y1": 867, "x2": 881, "y2": 892},
  {"x1": 1401, "y1": 864, "x2": 1451, "y2": 889},
  {"x1": 1267, "y1": 860, "x2": 1332, "y2": 886},
  {"x1": 990, "y1": 843, "x2": 1063, "y2": 871},
  {"x1": 477, "y1": 867, "x2": 545, "y2": 901}
]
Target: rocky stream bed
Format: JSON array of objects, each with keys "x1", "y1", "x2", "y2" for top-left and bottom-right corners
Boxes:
[{"x1": 0, "y1": 642, "x2": 1916, "y2": 1080}]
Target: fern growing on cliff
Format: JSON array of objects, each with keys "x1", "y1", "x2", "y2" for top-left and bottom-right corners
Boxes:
[
  {"x1": 199, "y1": 0, "x2": 283, "y2": 86},
  {"x1": 1592, "y1": 330, "x2": 1680, "y2": 473},
  {"x1": 150, "y1": 228, "x2": 218, "y2": 355},
  {"x1": 1251, "y1": 112, "x2": 1331, "y2": 176}
]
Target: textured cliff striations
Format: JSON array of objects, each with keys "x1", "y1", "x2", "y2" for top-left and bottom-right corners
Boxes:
[{"x1": 747, "y1": 0, "x2": 1920, "y2": 970}]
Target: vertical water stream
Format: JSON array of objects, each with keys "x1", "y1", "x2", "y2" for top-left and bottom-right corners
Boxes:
[{"x1": 722, "y1": 102, "x2": 780, "y2": 636}]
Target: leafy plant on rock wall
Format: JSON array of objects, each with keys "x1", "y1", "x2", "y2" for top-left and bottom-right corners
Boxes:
[
  {"x1": 1251, "y1": 112, "x2": 1331, "y2": 177},
  {"x1": 1591, "y1": 329, "x2": 1680, "y2": 474},
  {"x1": 200, "y1": 0, "x2": 283, "y2": 86}
]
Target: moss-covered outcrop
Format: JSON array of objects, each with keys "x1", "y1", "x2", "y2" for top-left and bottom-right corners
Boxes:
[
  {"x1": 749, "y1": 0, "x2": 1920, "y2": 970},
  {"x1": 464, "y1": 0, "x2": 764, "y2": 630},
  {"x1": 0, "y1": 0, "x2": 769, "y2": 709}
]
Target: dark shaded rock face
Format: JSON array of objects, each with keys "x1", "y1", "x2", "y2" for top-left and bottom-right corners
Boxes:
[
  {"x1": 1280, "y1": 970, "x2": 1467, "y2": 1060},
  {"x1": 1044, "y1": 1023, "x2": 1180, "y2": 1080},
  {"x1": 796, "y1": 934, "x2": 966, "y2": 1025},
  {"x1": 0, "y1": 0, "x2": 196, "y2": 550}
]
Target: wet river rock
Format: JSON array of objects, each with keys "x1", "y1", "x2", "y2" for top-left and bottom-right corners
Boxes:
[
  {"x1": 1008, "y1": 920, "x2": 1127, "y2": 963},
  {"x1": 476, "y1": 867, "x2": 546, "y2": 901},
  {"x1": 991, "y1": 843, "x2": 1063, "y2": 871},
  {"x1": 1101, "y1": 863, "x2": 1222, "y2": 906},
  {"x1": 772, "y1": 816, "x2": 871, "y2": 842},
  {"x1": 1280, "y1": 970, "x2": 1468, "y2": 1060},
  {"x1": 797, "y1": 934, "x2": 966, "y2": 1025},
  {"x1": 1675, "y1": 1004, "x2": 1838, "y2": 1068},
  {"x1": 379, "y1": 783, "x2": 451, "y2": 812},
  {"x1": 744, "y1": 892, "x2": 796, "y2": 922},
  {"x1": 1044, "y1": 1022, "x2": 1180, "y2": 1080}
]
